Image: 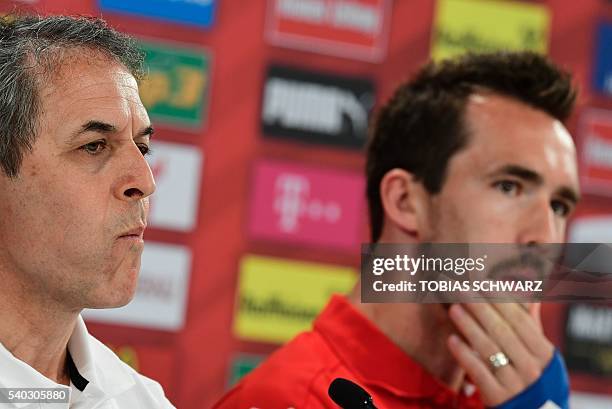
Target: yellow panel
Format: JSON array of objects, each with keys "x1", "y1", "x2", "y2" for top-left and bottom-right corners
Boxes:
[
  {"x1": 431, "y1": 0, "x2": 550, "y2": 60},
  {"x1": 233, "y1": 255, "x2": 357, "y2": 344}
]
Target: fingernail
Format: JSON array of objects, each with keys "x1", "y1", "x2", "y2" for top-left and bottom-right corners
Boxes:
[{"x1": 450, "y1": 304, "x2": 464, "y2": 317}]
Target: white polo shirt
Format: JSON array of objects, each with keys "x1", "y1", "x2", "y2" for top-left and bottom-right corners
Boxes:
[{"x1": 0, "y1": 316, "x2": 175, "y2": 408}]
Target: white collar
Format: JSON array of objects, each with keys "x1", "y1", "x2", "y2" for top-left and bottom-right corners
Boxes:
[
  {"x1": 0, "y1": 315, "x2": 137, "y2": 407},
  {"x1": 0, "y1": 336, "x2": 62, "y2": 409}
]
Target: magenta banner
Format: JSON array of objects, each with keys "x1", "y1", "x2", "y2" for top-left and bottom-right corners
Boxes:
[{"x1": 248, "y1": 159, "x2": 364, "y2": 251}]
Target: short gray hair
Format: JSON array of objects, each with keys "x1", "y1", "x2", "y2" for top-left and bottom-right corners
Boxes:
[{"x1": 0, "y1": 14, "x2": 145, "y2": 177}]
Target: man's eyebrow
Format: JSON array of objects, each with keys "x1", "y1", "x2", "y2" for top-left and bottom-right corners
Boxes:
[
  {"x1": 488, "y1": 164, "x2": 544, "y2": 185},
  {"x1": 66, "y1": 120, "x2": 115, "y2": 145},
  {"x1": 556, "y1": 186, "x2": 580, "y2": 206},
  {"x1": 137, "y1": 125, "x2": 154, "y2": 138},
  {"x1": 78, "y1": 120, "x2": 117, "y2": 136},
  {"x1": 71, "y1": 121, "x2": 154, "y2": 141}
]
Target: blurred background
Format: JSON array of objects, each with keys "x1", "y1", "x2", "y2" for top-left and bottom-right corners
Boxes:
[{"x1": 1, "y1": 0, "x2": 612, "y2": 407}]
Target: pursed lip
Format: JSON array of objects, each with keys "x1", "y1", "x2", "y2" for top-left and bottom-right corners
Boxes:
[{"x1": 118, "y1": 224, "x2": 146, "y2": 239}]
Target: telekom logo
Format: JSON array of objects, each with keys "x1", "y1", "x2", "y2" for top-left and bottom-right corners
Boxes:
[
  {"x1": 249, "y1": 160, "x2": 363, "y2": 250},
  {"x1": 273, "y1": 173, "x2": 341, "y2": 233}
]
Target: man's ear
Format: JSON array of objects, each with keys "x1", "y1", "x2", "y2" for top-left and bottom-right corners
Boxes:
[{"x1": 379, "y1": 168, "x2": 430, "y2": 240}]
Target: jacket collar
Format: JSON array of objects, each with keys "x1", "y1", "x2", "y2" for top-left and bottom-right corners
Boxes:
[{"x1": 314, "y1": 295, "x2": 476, "y2": 400}]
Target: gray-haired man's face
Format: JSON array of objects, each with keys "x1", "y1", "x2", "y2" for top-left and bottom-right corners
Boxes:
[{"x1": 0, "y1": 52, "x2": 156, "y2": 310}]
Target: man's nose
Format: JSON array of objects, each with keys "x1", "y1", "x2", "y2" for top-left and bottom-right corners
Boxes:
[
  {"x1": 517, "y1": 198, "x2": 560, "y2": 245},
  {"x1": 113, "y1": 144, "x2": 156, "y2": 202}
]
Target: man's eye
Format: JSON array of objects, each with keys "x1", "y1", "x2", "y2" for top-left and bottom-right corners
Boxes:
[
  {"x1": 80, "y1": 140, "x2": 107, "y2": 155},
  {"x1": 551, "y1": 200, "x2": 570, "y2": 217},
  {"x1": 494, "y1": 180, "x2": 521, "y2": 196},
  {"x1": 137, "y1": 144, "x2": 151, "y2": 156}
]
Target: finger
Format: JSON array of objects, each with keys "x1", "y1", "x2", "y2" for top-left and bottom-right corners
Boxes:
[
  {"x1": 463, "y1": 303, "x2": 542, "y2": 384},
  {"x1": 492, "y1": 303, "x2": 553, "y2": 363},
  {"x1": 527, "y1": 302, "x2": 543, "y2": 328},
  {"x1": 448, "y1": 304, "x2": 523, "y2": 391},
  {"x1": 447, "y1": 334, "x2": 509, "y2": 406}
]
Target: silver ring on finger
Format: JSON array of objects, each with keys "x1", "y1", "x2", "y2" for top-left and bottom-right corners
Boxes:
[{"x1": 489, "y1": 351, "x2": 511, "y2": 370}]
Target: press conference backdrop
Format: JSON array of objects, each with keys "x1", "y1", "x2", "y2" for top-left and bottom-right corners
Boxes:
[{"x1": 2, "y1": 0, "x2": 612, "y2": 407}]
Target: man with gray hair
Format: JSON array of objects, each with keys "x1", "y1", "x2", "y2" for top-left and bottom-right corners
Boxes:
[{"x1": 0, "y1": 14, "x2": 174, "y2": 408}]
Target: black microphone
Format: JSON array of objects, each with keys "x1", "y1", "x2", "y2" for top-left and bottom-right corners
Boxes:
[{"x1": 328, "y1": 378, "x2": 378, "y2": 409}]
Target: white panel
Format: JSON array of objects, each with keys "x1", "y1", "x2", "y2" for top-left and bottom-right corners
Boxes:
[
  {"x1": 147, "y1": 141, "x2": 203, "y2": 232},
  {"x1": 83, "y1": 242, "x2": 192, "y2": 331}
]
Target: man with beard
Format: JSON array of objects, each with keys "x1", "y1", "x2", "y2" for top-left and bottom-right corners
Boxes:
[
  {"x1": 0, "y1": 15, "x2": 174, "y2": 408},
  {"x1": 214, "y1": 52, "x2": 580, "y2": 409}
]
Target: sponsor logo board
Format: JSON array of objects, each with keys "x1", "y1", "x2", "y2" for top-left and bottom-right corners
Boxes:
[
  {"x1": 569, "y1": 215, "x2": 612, "y2": 243},
  {"x1": 265, "y1": 0, "x2": 391, "y2": 62},
  {"x1": 139, "y1": 40, "x2": 211, "y2": 130},
  {"x1": 84, "y1": 242, "x2": 192, "y2": 331},
  {"x1": 261, "y1": 65, "x2": 375, "y2": 149},
  {"x1": 147, "y1": 141, "x2": 203, "y2": 232},
  {"x1": 99, "y1": 0, "x2": 216, "y2": 28},
  {"x1": 578, "y1": 109, "x2": 612, "y2": 196},
  {"x1": 228, "y1": 354, "x2": 265, "y2": 386},
  {"x1": 565, "y1": 304, "x2": 612, "y2": 377},
  {"x1": 248, "y1": 159, "x2": 364, "y2": 251},
  {"x1": 593, "y1": 21, "x2": 612, "y2": 96},
  {"x1": 431, "y1": 0, "x2": 549, "y2": 60},
  {"x1": 233, "y1": 255, "x2": 356, "y2": 344}
]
